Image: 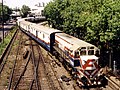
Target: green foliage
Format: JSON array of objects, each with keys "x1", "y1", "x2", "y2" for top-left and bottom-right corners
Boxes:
[
  {"x1": 21, "y1": 5, "x2": 30, "y2": 18},
  {"x1": 0, "y1": 3, "x2": 12, "y2": 22},
  {"x1": 44, "y1": 0, "x2": 120, "y2": 50},
  {"x1": 0, "y1": 26, "x2": 17, "y2": 55}
]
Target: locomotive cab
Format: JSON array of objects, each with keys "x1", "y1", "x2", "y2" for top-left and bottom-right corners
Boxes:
[
  {"x1": 73, "y1": 46, "x2": 100, "y2": 67},
  {"x1": 73, "y1": 46, "x2": 105, "y2": 87}
]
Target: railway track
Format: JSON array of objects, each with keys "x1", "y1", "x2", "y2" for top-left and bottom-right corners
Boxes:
[
  {"x1": 39, "y1": 49, "x2": 65, "y2": 90},
  {"x1": 0, "y1": 29, "x2": 19, "y2": 89},
  {"x1": 106, "y1": 76, "x2": 120, "y2": 90},
  {"x1": 0, "y1": 27, "x2": 69, "y2": 90},
  {"x1": 0, "y1": 29, "x2": 34, "y2": 90},
  {"x1": 0, "y1": 28, "x2": 69, "y2": 90},
  {"x1": 0, "y1": 27, "x2": 113, "y2": 90},
  {"x1": 8, "y1": 32, "x2": 40, "y2": 90},
  {"x1": 0, "y1": 28, "x2": 18, "y2": 65},
  {"x1": 0, "y1": 29, "x2": 18, "y2": 73},
  {"x1": 29, "y1": 39, "x2": 40, "y2": 90},
  {"x1": 102, "y1": 70, "x2": 120, "y2": 90},
  {"x1": 8, "y1": 30, "x2": 32, "y2": 90},
  {"x1": 29, "y1": 38, "x2": 66, "y2": 90}
]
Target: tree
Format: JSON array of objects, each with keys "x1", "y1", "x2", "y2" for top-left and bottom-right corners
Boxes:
[
  {"x1": 44, "y1": 0, "x2": 68, "y2": 29},
  {"x1": 0, "y1": 3, "x2": 12, "y2": 22},
  {"x1": 44, "y1": 0, "x2": 120, "y2": 50},
  {"x1": 44, "y1": 0, "x2": 120, "y2": 68},
  {"x1": 21, "y1": 5, "x2": 30, "y2": 18}
]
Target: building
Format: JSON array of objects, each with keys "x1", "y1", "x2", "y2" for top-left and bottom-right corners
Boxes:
[
  {"x1": 10, "y1": 9, "x2": 21, "y2": 20},
  {"x1": 29, "y1": 2, "x2": 47, "y2": 17}
]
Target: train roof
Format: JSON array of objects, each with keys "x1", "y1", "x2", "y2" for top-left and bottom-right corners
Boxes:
[
  {"x1": 20, "y1": 20, "x2": 98, "y2": 51},
  {"x1": 56, "y1": 33, "x2": 98, "y2": 51},
  {"x1": 20, "y1": 20, "x2": 62, "y2": 34}
]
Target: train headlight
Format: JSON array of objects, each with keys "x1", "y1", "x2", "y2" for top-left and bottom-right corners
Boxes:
[
  {"x1": 98, "y1": 73, "x2": 101, "y2": 77},
  {"x1": 94, "y1": 81, "x2": 96, "y2": 85},
  {"x1": 98, "y1": 81, "x2": 101, "y2": 85}
]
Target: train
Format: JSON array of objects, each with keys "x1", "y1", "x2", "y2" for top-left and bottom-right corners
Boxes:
[{"x1": 17, "y1": 19, "x2": 107, "y2": 87}]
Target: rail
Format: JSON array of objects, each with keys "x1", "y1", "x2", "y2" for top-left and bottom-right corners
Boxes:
[
  {"x1": 8, "y1": 30, "x2": 26, "y2": 90},
  {"x1": 106, "y1": 76, "x2": 120, "y2": 90},
  {"x1": 0, "y1": 29, "x2": 18, "y2": 74},
  {"x1": 0, "y1": 29, "x2": 18, "y2": 64},
  {"x1": 13, "y1": 52, "x2": 31, "y2": 90},
  {"x1": 30, "y1": 40, "x2": 40, "y2": 90}
]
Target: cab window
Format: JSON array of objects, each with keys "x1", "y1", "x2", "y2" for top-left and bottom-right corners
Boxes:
[
  {"x1": 80, "y1": 47, "x2": 86, "y2": 55},
  {"x1": 88, "y1": 50, "x2": 94, "y2": 55},
  {"x1": 80, "y1": 50, "x2": 86, "y2": 55},
  {"x1": 88, "y1": 47, "x2": 95, "y2": 55}
]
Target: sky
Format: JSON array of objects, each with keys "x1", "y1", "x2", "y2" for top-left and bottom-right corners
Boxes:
[{"x1": 2, "y1": 0, "x2": 51, "y2": 8}]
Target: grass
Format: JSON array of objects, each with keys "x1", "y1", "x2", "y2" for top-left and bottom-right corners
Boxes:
[{"x1": 0, "y1": 25, "x2": 18, "y2": 55}]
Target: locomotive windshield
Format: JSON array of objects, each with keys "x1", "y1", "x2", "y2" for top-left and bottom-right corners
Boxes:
[
  {"x1": 80, "y1": 47, "x2": 86, "y2": 55},
  {"x1": 78, "y1": 46, "x2": 97, "y2": 56},
  {"x1": 80, "y1": 50, "x2": 86, "y2": 55},
  {"x1": 88, "y1": 47, "x2": 94, "y2": 55},
  {"x1": 88, "y1": 50, "x2": 94, "y2": 55}
]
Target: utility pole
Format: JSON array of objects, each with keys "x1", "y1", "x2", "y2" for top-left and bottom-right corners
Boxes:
[{"x1": 1, "y1": 0, "x2": 4, "y2": 43}]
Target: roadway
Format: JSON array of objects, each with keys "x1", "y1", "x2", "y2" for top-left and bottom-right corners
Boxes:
[{"x1": 0, "y1": 22, "x2": 16, "y2": 41}]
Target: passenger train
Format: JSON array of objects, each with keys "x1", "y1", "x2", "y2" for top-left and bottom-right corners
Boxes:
[{"x1": 17, "y1": 19, "x2": 107, "y2": 87}]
